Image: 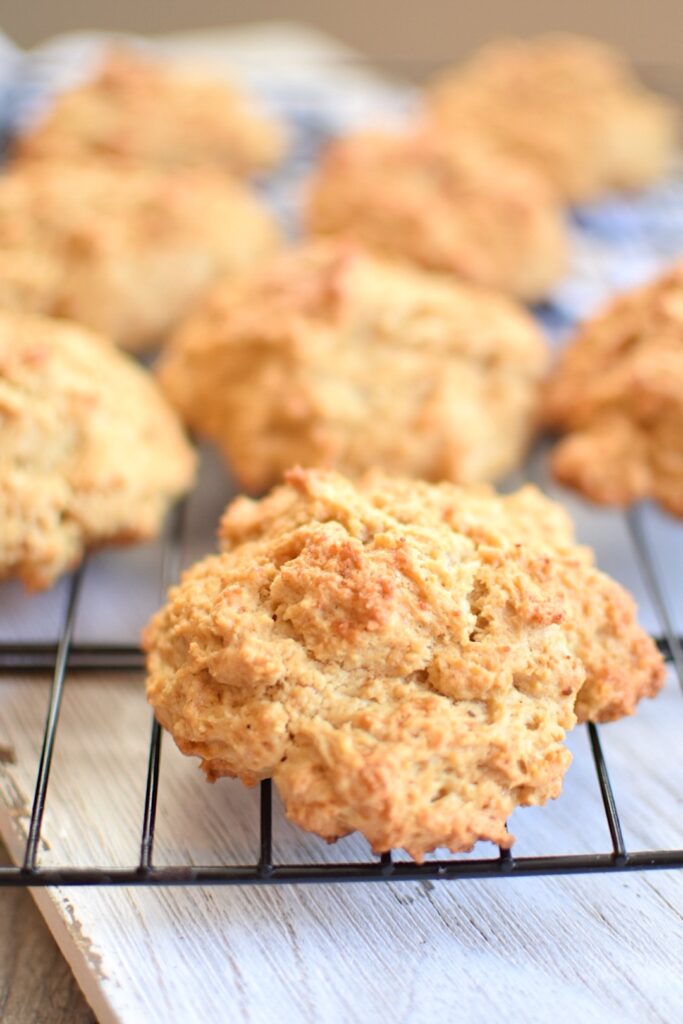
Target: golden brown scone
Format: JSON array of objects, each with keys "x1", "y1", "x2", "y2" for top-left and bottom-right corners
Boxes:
[
  {"x1": 12, "y1": 48, "x2": 284, "y2": 174},
  {"x1": 158, "y1": 241, "x2": 548, "y2": 491},
  {"x1": 144, "y1": 468, "x2": 664, "y2": 860},
  {"x1": 0, "y1": 311, "x2": 195, "y2": 590},
  {"x1": 305, "y1": 129, "x2": 567, "y2": 301},
  {"x1": 0, "y1": 159, "x2": 280, "y2": 352},
  {"x1": 544, "y1": 263, "x2": 683, "y2": 517},
  {"x1": 427, "y1": 34, "x2": 677, "y2": 202}
]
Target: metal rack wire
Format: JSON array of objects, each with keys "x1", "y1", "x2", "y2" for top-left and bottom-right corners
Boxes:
[
  {"x1": 0, "y1": 53, "x2": 681, "y2": 890},
  {"x1": 0, "y1": 494, "x2": 681, "y2": 888}
]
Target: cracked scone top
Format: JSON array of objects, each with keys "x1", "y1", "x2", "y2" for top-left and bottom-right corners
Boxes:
[
  {"x1": 0, "y1": 159, "x2": 280, "y2": 351},
  {"x1": 305, "y1": 129, "x2": 567, "y2": 301},
  {"x1": 144, "y1": 468, "x2": 664, "y2": 860},
  {"x1": 0, "y1": 311, "x2": 195, "y2": 589},
  {"x1": 13, "y1": 48, "x2": 285, "y2": 174},
  {"x1": 427, "y1": 34, "x2": 677, "y2": 201},
  {"x1": 158, "y1": 242, "x2": 548, "y2": 491},
  {"x1": 544, "y1": 263, "x2": 683, "y2": 517}
]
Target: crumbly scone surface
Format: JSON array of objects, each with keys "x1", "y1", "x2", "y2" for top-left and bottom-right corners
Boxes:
[
  {"x1": 0, "y1": 159, "x2": 280, "y2": 350},
  {"x1": 158, "y1": 242, "x2": 548, "y2": 491},
  {"x1": 13, "y1": 48, "x2": 285, "y2": 174},
  {"x1": 144, "y1": 468, "x2": 664, "y2": 860},
  {"x1": 545, "y1": 262, "x2": 683, "y2": 516},
  {"x1": 305, "y1": 129, "x2": 567, "y2": 301},
  {"x1": 0, "y1": 312, "x2": 195, "y2": 589},
  {"x1": 427, "y1": 34, "x2": 677, "y2": 201}
]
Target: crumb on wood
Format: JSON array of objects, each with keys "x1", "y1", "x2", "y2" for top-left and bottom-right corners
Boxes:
[
  {"x1": 62, "y1": 897, "x2": 109, "y2": 981},
  {"x1": 0, "y1": 744, "x2": 17, "y2": 765}
]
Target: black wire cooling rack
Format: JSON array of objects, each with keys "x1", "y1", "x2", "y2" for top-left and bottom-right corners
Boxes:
[
  {"x1": 0, "y1": 494, "x2": 681, "y2": 888},
  {"x1": 0, "y1": 52, "x2": 682, "y2": 890}
]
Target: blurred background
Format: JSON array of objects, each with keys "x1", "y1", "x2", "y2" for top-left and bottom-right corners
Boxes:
[{"x1": 2, "y1": 0, "x2": 681, "y2": 72}]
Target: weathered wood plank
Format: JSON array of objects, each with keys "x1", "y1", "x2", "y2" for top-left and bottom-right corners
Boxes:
[{"x1": 1, "y1": 659, "x2": 682, "y2": 1024}]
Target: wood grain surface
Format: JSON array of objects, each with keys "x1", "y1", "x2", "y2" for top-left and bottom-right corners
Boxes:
[
  {"x1": 1, "y1": 651, "x2": 683, "y2": 1024},
  {"x1": 0, "y1": 842, "x2": 94, "y2": 1024}
]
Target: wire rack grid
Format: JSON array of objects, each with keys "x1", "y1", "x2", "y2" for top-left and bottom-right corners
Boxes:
[
  {"x1": 0, "y1": 489, "x2": 681, "y2": 888},
  {"x1": 0, "y1": 50, "x2": 683, "y2": 890}
]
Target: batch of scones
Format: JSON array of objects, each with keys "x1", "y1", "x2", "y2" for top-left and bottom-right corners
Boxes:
[
  {"x1": 144, "y1": 468, "x2": 664, "y2": 859},
  {"x1": 544, "y1": 262, "x2": 683, "y2": 517},
  {"x1": 0, "y1": 34, "x2": 679, "y2": 859},
  {"x1": 0, "y1": 313, "x2": 195, "y2": 589},
  {"x1": 157, "y1": 241, "x2": 549, "y2": 490},
  {"x1": 306, "y1": 129, "x2": 567, "y2": 301},
  {"x1": 426, "y1": 35, "x2": 677, "y2": 201},
  {"x1": 0, "y1": 160, "x2": 280, "y2": 350},
  {"x1": 13, "y1": 48, "x2": 285, "y2": 173}
]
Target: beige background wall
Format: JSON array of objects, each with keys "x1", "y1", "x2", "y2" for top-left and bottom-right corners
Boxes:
[{"x1": 2, "y1": 0, "x2": 682, "y2": 69}]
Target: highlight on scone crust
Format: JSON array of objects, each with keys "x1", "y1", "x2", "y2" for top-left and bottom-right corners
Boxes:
[
  {"x1": 0, "y1": 311, "x2": 196, "y2": 590},
  {"x1": 144, "y1": 468, "x2": 664, "y2": 861},
  {"x1": 13, "y1": 47, "x2": 285, "y2": 174},
  {"x1": 158, "y1": 241, "x2": 549, "y2": 491},
  {"x1": 305, "y1": 129, "x2": 567, "y2": 301},
  {"x1": 544, "y1": 262, "x2": 683, "y2": 517},
  {"x1": 427, "y1": 34, "x2": 677, "y2": 202},
  {"x1": 0, "y1": 159, "x2": 280, "y2": 351}
]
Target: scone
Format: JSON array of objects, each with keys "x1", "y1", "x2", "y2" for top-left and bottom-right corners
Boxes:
[
  {"x1": 0, "y1": 160, "x2": 280, "y2": 351},
  {"x1": 427, "y1": 34, "x2": 677, "y2": 202},
  {"x1": 144, "y1": 468, "x2": 664, "y2": 860},
  {"x1": 305, "y1": 129, "x2": 567, "y2": 301},
  {"x1": 544, "y1": 263, "x2": 683, "y2": 517},
  {"x1": 12, "y1": 47, "x2": 284, "y2": 175},
  {"x1": 0, "y1": 311, "x2": 195, "y2": 589},
  {"x1": 158, "y1": 242, "x2": 548, "y2": 491}
]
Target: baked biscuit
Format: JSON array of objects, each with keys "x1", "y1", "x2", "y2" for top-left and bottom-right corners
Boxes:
[
  {"x1": 13, "y1": 48, "x2": 284, "y2": 175},
  {"x1": 158, "y1": 242, "x2": 548, "y2": 491},
  {"x1": 144, "y1": 468, "x2": 664, "y2": 860},
  {"x1": 544, "y1": 263, "x2": 683, "y2": 517},
  {"x1": 0, "y1": 311, "x2": 195, "y2": 589},
  {"x1": 427, "y1": 34, "x2": 677, "y2": 202},
  {"x1": 0, "y1": 160, "x2": 280, "y2": 351},
  {"x1": 305, "y1": 129, "x2": 567, "y2": 301}
]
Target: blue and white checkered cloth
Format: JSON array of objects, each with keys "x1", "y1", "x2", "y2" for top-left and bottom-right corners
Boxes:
[{"x1": 1, "y1": 30, "x2": 682, "y2": 342}]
